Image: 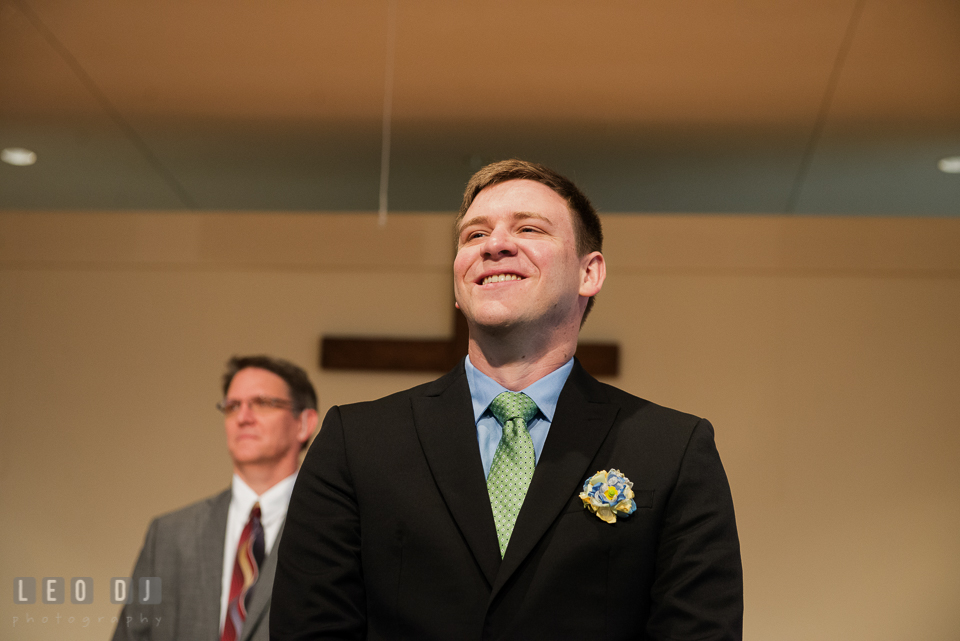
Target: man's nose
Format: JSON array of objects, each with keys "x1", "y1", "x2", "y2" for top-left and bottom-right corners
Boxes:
[
  {"x1": 235, "y1": 400, "x2": 257, "y2": 422},
  {"x1": 482, "y1": 227, "x2": 517, "y2": 258}
]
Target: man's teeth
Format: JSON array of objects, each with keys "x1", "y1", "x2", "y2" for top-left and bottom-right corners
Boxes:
[{"x1": 482, "y1": 274, "x2": 521, "y2": 285}]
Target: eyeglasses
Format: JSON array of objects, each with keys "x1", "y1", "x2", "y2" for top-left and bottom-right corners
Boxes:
[{"x1": 216, "y1": 396, "x2": 294, "y2": 416}]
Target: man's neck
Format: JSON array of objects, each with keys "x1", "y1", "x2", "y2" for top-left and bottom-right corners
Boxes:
[
  {"x1": 467, "y1": 328, "x2": 578, "y2": 390},
  {"x1": 234, "y1": 459, "x2": 299, "y2": 496}
]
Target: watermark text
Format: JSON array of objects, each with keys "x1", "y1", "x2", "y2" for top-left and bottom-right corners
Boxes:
[
  {"x1": 13, "y1": 577, "x2": 161, "y2": 604},
  {"x1": 11, "y1": 611, "x2": 161, "y2": 628}
]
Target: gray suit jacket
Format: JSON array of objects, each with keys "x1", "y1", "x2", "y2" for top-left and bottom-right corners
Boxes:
[{"x1": 113, "y1": 489, "x2": 279, "y2": 641}]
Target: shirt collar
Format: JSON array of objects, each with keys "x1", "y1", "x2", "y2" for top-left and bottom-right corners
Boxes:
[
  {"x1": 465, "y1": 355, "x2": 574, "y2": 424},
  {"x1": 230, "y1": 472, "x2": 298, "y2": 527}
]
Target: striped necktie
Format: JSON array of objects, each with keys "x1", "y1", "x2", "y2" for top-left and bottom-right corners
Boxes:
[{"x1": 221, "y1": 502, "x2": 264, "y2": 641}]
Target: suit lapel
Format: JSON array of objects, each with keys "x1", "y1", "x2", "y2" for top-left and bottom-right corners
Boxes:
[
  {"x1": 198, "y1": 489, "x2": 230, "y2": 639},
  {"x1": 412, "y1": 364, "x2": 502, "y2": 586},
  {"x1": 490, "y1": 361, "x2": 619, "y2": 599}
]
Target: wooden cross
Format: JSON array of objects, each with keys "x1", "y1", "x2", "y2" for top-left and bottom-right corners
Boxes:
[{"x1": 321, "y1": 310, "x2": 619, "y2": 376}]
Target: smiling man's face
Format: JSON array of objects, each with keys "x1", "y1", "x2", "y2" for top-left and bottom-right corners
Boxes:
[{"x1": 454, "y1": 179, "x2": 597, "y2": 336}]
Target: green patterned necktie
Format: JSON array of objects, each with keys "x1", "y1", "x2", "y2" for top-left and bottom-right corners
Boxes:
[{"x1": 486, "y1": 391, "x2": 539, "y2": 557}]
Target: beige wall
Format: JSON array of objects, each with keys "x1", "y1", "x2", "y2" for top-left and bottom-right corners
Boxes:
[{"x1": 2, "y1": 211, "x2": 959, "y2": 640}]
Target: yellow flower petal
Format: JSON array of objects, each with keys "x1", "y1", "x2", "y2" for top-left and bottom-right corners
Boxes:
[{"x1": 596, "y1": 506, "x2": 616, "y2": 524}]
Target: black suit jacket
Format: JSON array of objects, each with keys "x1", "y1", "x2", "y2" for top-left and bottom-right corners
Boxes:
[{"x1": 272, "y1": 360, "x2": 742, "y2": 640}]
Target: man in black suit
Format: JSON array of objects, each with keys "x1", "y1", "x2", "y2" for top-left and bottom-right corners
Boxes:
[{"x1": 272, "y1": 160, "x2": 742, "y2": 640}]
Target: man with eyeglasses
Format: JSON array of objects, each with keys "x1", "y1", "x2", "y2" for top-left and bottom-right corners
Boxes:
[{"x1": 113, "y1": 355, "x2": 318, "y2": 641}]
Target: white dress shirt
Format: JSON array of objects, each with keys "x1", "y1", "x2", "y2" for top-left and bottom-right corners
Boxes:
[{"x1": 218, "y1": 472, "x2": 297, "y2": 632}]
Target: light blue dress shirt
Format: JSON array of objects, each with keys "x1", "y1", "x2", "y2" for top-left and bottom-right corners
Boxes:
[{"x1": 465, "y1": 355, "x2": 574, "y2": 479}]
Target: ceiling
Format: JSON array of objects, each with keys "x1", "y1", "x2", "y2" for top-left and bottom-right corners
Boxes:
[{"x1": 1, "y1": 0, "x2": 959, "y2": 214}]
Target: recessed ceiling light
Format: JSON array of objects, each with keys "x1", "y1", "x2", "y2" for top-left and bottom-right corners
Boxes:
[
  {"x1": 1, "y1": 147, "x2": 37, "y2": 166},
  {"x1": 938, "y1": 156, "x2": 960, "y2": 174}
]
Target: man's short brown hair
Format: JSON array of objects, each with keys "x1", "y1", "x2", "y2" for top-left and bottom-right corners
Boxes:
[
  {"x1": 456, "y1": 159, "x2": 604, "y2": 321},
  {"x1": 222, "y1": 355, "x2": 317, "y2": 415}
]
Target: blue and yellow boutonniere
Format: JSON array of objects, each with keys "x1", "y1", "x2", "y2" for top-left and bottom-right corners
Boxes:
[{"x1": 579, "y1": 469, "x2": 637, "y2": 523}]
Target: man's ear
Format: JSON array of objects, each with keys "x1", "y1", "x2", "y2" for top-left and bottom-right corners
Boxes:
[
  {"x1": 297, "y1": 409, "x2": 319, "y2": 445},
  {"x1": 579, "y1": 251, "x2": 605, "y2": 298}
]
